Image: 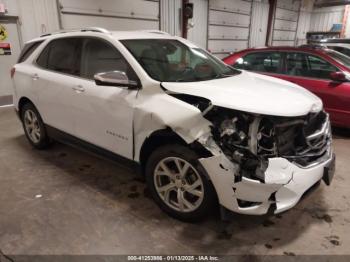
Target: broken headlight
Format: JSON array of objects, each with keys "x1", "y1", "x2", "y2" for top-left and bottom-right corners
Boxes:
[
  {"x1": 205, "y1": 107, "x2": 274, "y2": 181},
  {"x1": 205, "y1": 107, "x2": 330, "y2": 180}
]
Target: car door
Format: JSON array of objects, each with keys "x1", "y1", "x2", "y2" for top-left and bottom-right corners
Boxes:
[
  {"x1": 232, "y1": 51, "x2": 284, "y2": 78},
  {"x1": 72, "y1": 37, "x2": 139, "y2": 159},
  {"x1": 278, "y1": 52, "x2": 350, "y2": 126},
  {"x1": 34, "y1": 37, "x2": 83, "y2": 134}
]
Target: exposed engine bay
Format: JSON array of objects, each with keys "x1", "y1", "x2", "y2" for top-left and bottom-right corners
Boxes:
[
  {"x1": 166, "y1": 91, "x2": 333, "y2": 214},
  {"x1": 203, "y1": 106, "x2": 331, "y2": 183}
]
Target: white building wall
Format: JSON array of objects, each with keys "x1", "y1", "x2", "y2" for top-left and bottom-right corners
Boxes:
[
  {"x1": 296, "y1": 11, "x2": 311, "y2": 45},
  {"x1": 249, "y1": 0, "x2": 269, "y2": 48},
  {"x1": 2, "y1": 0, "x2": 346, "y2": 53},
  {"x1": 271, "y1": 0, "x2": 301, "y2": 46},
  {"x1": 0, "y1": 0, "x2": 59, "y2": 43},
  {"x1": 187, "y1": 0, "x2": 208, "y2": 49},
  {"x1": 59, "y1": 0, "x2": 159, "y2": 31},
  {"x1": 343, "y1": 6, "x2": 350, "y2": 38},
  {"x1": 160, "y1": 0, "x2": 182, "y2": 36},
  {"x1": 207, "y1": 0, "x2": 253, "y2": 58},
  {"x1": 310, "y1": 5, "x2": 344, "y2": 32},
  {"x1": 18, "y1": 0, "x2": 59, "y2": 42},
  {"x1": 0, "y1": 0, "x2": 19, "y2": 15},
  {"x1": 295, "y1": 0, "x2": 314, "y2": 45}
]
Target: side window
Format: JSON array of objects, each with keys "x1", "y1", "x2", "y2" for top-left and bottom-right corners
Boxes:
[
  {"x1": 233, "y1": 52, "x2": 282, "y2": 73},
  {"x1": 36, "y1": 43, "x2": 50, "y2": 68},
  {"x1": 285, "y1": 52, "x2": 306, "y2": 76},
  {"x1": 36, "y1": 38, "x2": 82, "y2": 76},
  {"x1": 327, "y1": 46, "x2": 350, "y2": 57},
  {"x1": 18, "y1": 41, "x2": 44, "y2": 63},
  {"x1": 81, "y1": 38, "x2": 138, "y2": 81},
  {"x1": 285, "y1": 52, "x2": 338, "y2": 79},
  {"x1": 307, "y1": 55, "x2": 338, "y2": 79}
]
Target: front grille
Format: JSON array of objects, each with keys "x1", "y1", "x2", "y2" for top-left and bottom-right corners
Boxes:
[
  {"x1": 300, "y1": 112, "x2": 330, "y2": 155},
  {"x1": 274, "y1": 111, "x2": 331, "y2": 167}
]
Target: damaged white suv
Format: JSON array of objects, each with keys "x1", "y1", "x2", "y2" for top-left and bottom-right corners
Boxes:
[{"x1": 12, "y1": 28, "x2": 335, "y2": 221}]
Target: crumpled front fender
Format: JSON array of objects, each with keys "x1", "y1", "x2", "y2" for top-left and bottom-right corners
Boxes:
[
  {"x1": 199, "y1": 146, "x2": 333, "y2": 215},
  {"x1": 199, "y1": 154, "x2": 295, "y2": 215}
]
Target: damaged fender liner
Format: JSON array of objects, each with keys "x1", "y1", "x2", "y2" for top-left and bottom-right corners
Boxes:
[{"x1": 168, "y1": 93, "x2": 213, "y2": 114}]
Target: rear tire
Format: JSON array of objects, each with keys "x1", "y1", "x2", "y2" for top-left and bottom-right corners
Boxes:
[
  {"x1": 145, "y1": 144, "x2": 217, "y2": 222},
  {"x1": 21, "y1": 103, "x2": 51, "y2": 149}
]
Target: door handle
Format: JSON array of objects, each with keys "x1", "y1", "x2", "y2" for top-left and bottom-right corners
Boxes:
[
  {"x1": 72, "y1": 85, "x2": 85, "y2": 93},
  {"x1": 32, "y1": 74, "x2": 39, "y2": 80}
]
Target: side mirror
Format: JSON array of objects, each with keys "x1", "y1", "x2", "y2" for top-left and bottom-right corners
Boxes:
[
  {"x1": 330, "y1": 71, "x2": 347, "y2": 82},
  {"x1": 94, "y1": 71, "x2": 140, "y2": 89}
]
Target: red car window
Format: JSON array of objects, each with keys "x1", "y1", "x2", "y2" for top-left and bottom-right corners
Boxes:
[
  {"x1": 285, "y1": 52, "x2": 338, "y2": 79},
  {"x1": 233, "y1": 52, "x2": 283, "y2": 74}
]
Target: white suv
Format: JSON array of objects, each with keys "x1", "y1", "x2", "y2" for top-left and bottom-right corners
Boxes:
[{"x1": 12, "y1": 28, "x2": 335, "y2": 221}]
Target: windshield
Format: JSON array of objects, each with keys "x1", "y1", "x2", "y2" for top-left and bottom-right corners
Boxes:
[
  {"x1": 326, "y1": 49, "x2": 350, "y2": 68},
  {"x1": 121, "y1": 39, "x2": 240, "y2": 82}
]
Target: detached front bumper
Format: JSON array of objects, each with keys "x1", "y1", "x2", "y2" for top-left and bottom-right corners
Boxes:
[{"x1": 199, "y1": 148, "x2": 335, "y2": 215}]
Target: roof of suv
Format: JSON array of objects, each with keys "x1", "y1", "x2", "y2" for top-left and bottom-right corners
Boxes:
[
  {"x1": 30, "y1": 28, "x2": 177, "y2": 43},
  {"x1": 111, "y1": 30, "x2": 175, "y2": 40}
]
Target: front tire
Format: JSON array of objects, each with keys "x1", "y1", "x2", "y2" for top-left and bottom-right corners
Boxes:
[
  {"x1": 21, "y1": 103, "x2": 51, "y2": 149},
  {"x1": 145, "y1": 144, "x2": 217, "y2": 222}
]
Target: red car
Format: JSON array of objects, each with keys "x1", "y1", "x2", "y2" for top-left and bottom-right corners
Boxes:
[{"x1": 223, "y1": 46, "x2": 350, "y2": 128}]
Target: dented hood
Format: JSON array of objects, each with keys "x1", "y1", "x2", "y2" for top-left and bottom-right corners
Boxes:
[{"x1": 162, "y1": 71, "x2": 323, "y2": 117}]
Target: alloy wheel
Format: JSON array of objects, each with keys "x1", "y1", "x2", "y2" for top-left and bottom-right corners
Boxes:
[
  {"x1": 24, "y1": 109, "x2": 41, "y2": 143},
  {"x1": 154, "y1": 157, "x2": 204, "y2": 212}
]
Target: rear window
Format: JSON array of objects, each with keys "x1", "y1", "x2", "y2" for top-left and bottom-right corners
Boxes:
[
  {"x1": 17, "y1": 41, "x2": 44, "y2": 63},
  {"x1": 327, "y1": 46, "x2": 350, "y2": 57},
  {"x1": 326, "y1": 49, "x2": 350, "y2": 68},
  {"x1": 36, "y1": 38, "x2": 82, "y2": 76}
]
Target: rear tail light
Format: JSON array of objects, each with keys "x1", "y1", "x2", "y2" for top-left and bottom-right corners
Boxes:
[{"x1": 10, "y1": 67, "x2": 15, "y2": 79}]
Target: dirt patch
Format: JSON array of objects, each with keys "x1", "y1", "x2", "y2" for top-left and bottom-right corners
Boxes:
[
  {"x1": 128, "y1": 192, "x2": 140, "y2": 199},
  {"x1": 58, "y1": 152, "x2": 67, "y2": 157},
  {"x1": 217, "y1": 230, "x2": 232, "y2": 240},
  {"x1": 265, "y1": 244, "x2": 273, "y2": 249},
  {"x1": 129, "y1": 185, "x2": 138, "y2": 192},
  {"x1": 312, "y1": 213, "x2": 333, "y2": 223},
  {"x1": 143, "y1": 188, "x2": 152, "y2": 199},
  {"x1": 263, "y1": 220, "x2": 275, "y2": 227},
  {"x1": 326, "y1": 235, "x2": 341, "y2": 246},
  {"x1": 284, "y1": 251, "x2": 296, "y2": 256}
]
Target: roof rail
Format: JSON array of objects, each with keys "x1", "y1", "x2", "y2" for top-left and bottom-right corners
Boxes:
[
  {"x1": 142, "y1": 30, "x2": 170, "y2": 35},
  {"x1": 81, "y1": 27, "x2": 110, "y2": 34},
  {"x1": 40, "y1": 27, "x2": 110, "y2": 37}
]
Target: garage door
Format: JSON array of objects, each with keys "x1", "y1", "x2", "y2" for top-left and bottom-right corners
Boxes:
[
  {"x1": 58, "y1": 0, "x2": 160, "y2": 31},
  {"x1": 271, "y1": 0, "x2": 301, "y2": 46},
  {"x1": 207, "y1": 0, "x2": 253, "y2": 58}
]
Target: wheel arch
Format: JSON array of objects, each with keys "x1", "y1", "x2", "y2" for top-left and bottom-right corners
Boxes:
[
  {"x1": 18, "y1": 97, "x2": 35, "y2": 116},
  {"x1": 138, "y1": 127, "x2": 212, "y2": 175}
]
